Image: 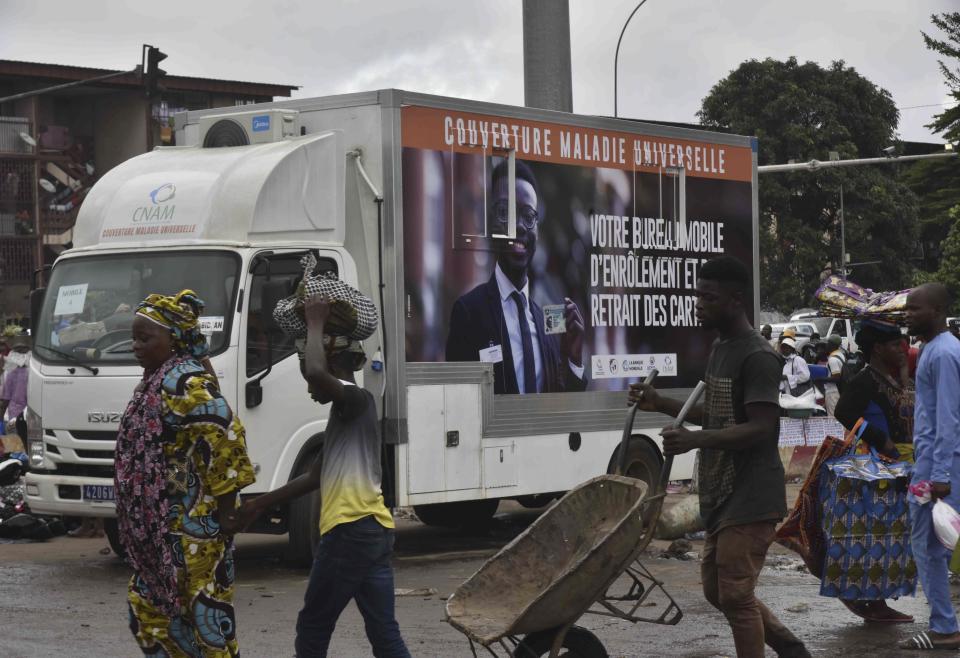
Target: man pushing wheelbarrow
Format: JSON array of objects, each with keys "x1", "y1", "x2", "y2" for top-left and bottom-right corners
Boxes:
[
  {"x1": 629, "y1": 256, "x2": 810, "y2": 658},
  {"x1": 446, "y1": 256, "x2": 810, "y2": 658}
]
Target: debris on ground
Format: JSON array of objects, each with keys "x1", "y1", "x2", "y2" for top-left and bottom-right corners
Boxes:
[
  {"x1": 786, "y1": 602, "x2": 810, "y2": 613},
  {"x1": 660, "y1": 538, "x2": 695, "y2": 560},
  {"x1": 765, "y1": 555, "x2": 809, "y2": 573},
  {"x1": 392, "y1": 507, "x2": 419, "y2": 521},
  {"x1": 395, "y1": 587, "x2": 438, "y2": 597}
]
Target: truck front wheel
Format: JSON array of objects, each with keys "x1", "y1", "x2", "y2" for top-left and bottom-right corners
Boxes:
[
  {"x1": 413, "y1": 499, "x2": 499, "y2": 528},
  {"x1": 284, "y1": 452, "x2": 322, "y2": 567}
]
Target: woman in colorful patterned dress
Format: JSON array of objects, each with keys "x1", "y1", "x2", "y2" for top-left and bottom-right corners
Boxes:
[
  {"x1": 115, "y1": 290, "x2": 255, "y2": 657},
  {"x1": 830, "y1": 319, "x2": 915, "y2": 623},
  {"x1": 778, "y1": 319, "x2": 916, "y2": 624}
]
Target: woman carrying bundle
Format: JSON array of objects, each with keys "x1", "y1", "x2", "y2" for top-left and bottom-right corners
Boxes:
[
  {"x1": 777, "y1": 319, "x2": 916, "y2": 624},
  {"x1": 829, "y1": 319, "x2": 914, "y2": 622}
]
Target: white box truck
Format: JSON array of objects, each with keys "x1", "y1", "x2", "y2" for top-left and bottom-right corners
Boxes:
[{"x1": 23, "y1": 90, "x2": 759, "y2": 563}]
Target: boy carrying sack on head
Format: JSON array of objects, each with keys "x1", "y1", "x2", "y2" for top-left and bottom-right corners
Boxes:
[{"x1": 237, "y1": 290, "x2": 409, "y2": 658}]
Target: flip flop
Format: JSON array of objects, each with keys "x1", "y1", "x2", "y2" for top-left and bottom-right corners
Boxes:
[{"x1": 899, "y1": 631, "x2": 960, "y2": 650}]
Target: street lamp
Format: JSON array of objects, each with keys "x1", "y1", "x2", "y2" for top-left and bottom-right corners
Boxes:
[{"x1": 614, "y1": 0, "x2": 652, "y2": 118}]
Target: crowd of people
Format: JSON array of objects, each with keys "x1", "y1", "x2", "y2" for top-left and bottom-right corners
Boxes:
[
  {"x1": 631, "y1": 262, "x2": 960, "y2": 656},
  {"x1": 11, "y1": 254, "x2": 950, "y2": 657}
]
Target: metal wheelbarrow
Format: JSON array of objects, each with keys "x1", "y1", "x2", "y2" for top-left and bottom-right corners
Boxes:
[{"x1": 446, "y1": 379, "x2": 706, "y2": 657}]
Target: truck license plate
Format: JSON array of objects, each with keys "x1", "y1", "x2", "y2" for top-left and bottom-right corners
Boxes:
[{"x1": 82, "y1": 485, "x2": 115, "y2": 502}]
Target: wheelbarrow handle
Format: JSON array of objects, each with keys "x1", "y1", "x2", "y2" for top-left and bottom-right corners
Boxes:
[
  {"x1": 617, "y1": 370, "x2": 658, "y2": 476},
  {"x1": 655, "y1": 380, "x2": 707, "y2": 497}
]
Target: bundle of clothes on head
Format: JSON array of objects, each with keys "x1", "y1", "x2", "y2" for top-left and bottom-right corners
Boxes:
[
  {"x1": 272, "y1": 253, "x2": 378, "y2": 369},
  {"x1": 815, "y1": 275, "x2": 911, "y2": 323}
]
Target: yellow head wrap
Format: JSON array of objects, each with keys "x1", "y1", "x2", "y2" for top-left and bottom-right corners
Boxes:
[{"x1": 136, "y1": 289, "x2": 208, "y2": 359}]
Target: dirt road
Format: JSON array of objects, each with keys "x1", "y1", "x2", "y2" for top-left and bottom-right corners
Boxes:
[{"x1": 0, "y1": 504, "x2": 938, "y2": 657}]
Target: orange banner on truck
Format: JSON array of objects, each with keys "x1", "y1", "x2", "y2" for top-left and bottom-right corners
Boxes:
[{"x1": 401, "y1": 105, "x2": 753, "y2": 182}]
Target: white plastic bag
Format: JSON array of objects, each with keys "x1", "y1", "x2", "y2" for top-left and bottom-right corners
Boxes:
[
  {"x1": 779, "y1": 388, "x2": 824, "y2": 412},
  {"x1": 933, "y1": 499, "x2": 960, "y2": 550}
]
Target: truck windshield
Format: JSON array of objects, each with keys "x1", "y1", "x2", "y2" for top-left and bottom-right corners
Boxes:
[{"x1": 35, "y1": 251, "x2": 239, "y2": 364}]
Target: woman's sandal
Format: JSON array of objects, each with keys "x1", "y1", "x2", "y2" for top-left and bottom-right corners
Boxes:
[
  {"x1": 899, "y1": 631, "x2": 960, "y2": 650},
  {"x1": 842, "y1": 600, "x2": 914, "y2": 623}
]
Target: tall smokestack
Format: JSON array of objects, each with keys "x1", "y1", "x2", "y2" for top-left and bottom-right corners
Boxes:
[{"x1": 522, "y1": 0, "x2": 573, "y2": 112}]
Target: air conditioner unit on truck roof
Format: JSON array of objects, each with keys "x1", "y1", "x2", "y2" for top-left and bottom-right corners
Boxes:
[{"x1": 196, "y1": 109, "x2": 300, "y2": 147}]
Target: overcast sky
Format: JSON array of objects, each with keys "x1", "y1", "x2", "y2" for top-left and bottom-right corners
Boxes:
[{"x1": 2, "y1": 0, "x2": 956, "y2": 144}]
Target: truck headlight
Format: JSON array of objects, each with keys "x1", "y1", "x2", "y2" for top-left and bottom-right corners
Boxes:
[{"x1": 24, "y1": 407, "x2": 44, "y2": 468}]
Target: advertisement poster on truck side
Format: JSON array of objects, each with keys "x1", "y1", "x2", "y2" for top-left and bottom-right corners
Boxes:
[{"x1": 401, "y1": 105, "x2": 754, "y2": 393}]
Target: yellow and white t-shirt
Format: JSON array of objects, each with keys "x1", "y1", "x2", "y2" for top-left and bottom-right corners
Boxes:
[{"x1": 318, "y1": 383, "x2": 394, "y2": 535}]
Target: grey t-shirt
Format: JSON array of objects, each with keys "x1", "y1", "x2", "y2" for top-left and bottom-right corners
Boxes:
[{"x1": 697, "y1": 329, "x2": 787, "y2": 533}]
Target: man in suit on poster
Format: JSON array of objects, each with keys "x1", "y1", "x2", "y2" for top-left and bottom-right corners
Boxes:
[{"x1": 445, "y1": 160, "x2": 587, "y2": 394}]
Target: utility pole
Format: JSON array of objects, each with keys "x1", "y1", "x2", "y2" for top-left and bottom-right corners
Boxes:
[
  {"x1": 758, "y1": 151, "x2": 957, "y2": 174},
  {"x1": 522, "y1": 0, "x2": 573, "y2": 112},
  {"x1": 839, "y1": 183, "x2": 846, "y2": 279},
  {"x1": 760, "y1": 150, "x2": 958, "y2": 279}
]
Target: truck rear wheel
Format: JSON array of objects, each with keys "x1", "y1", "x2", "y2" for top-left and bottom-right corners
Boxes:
[
  {"x1": 284, "y1": 452, "x2": 322, "y2": 568},
  {"x1": 103, "y1": 518, "x2": 125, "y2": 560},
  {"x1": 413, "y1": 499, "x2": 499, "y2": 528},
  {"x1": 610, "y1": 436, "x2": 663, "y2": 493},
  {"x1": 609, "y1": 436, "x2": 663, "y2": 529}
]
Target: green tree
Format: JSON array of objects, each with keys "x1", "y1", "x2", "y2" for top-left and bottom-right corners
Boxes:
[
  {"x1": 928, "y1": 205, "x2": 960, "y2": 313},
  {"x1": 699, "y1": 57, "x2": 920, "y2": 313},
  {"x1": 922, "y1": 12, "x2": 960, "y2": 143},
  {"x1": 907, "y1": 13, "x2": 960, "y2": 274},
  {"x1": 902, "y1": 156, "x2": 960, "y2": 272}
]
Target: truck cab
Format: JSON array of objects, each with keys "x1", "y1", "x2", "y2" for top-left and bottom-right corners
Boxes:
[{"x1": 25, "y1": 125, "x2": 352, "y2": 561}]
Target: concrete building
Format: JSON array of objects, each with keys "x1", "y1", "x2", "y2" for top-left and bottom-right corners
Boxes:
[{"x1": 0, "y1": 59, "x2": 298, "y2": 318}]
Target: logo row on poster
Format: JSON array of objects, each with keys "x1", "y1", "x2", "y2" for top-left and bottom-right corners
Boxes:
[{"x1": 590, "y1": 353, "x2": 678, "y2": 379}]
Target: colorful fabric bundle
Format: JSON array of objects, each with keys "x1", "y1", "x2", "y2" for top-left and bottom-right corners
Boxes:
[
  {"x1": 817, "y1": 423, "x2": 916, "y2": 600},
  {"x1": 815, "y1": 275, "x2": 911, "y2": 323},
  {"x1": 776, "y1": 430, "x2": 857, "y2": 577},
  {"x1": 272, "y1": 253, "x2": 378, "y2": 340}
]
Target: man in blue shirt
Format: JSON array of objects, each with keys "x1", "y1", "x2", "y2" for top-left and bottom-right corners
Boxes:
[{"x1": 901, "y1": 283, "x2": 960, "y2": 651}]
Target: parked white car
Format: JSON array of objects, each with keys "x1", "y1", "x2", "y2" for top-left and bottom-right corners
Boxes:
[{"x1": 787, "y1": 313, "x2": 860, "y2": 354}]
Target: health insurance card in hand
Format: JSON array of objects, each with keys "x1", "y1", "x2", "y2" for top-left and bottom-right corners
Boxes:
[{"x1": 542, "y1": 304, "x2": 566, "y2": 334}]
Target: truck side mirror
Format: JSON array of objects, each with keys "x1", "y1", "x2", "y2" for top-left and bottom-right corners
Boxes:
[
  {"x1": 246, "y1": 379, "x2": 263, "y2": 408},
  {"x1": 29, "y1": 287, "x2": 46, "y2": 337}
]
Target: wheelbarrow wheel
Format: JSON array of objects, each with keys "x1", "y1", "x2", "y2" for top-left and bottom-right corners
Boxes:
[{"x1": 513, "y1": 625, "x2": 608, "y2": 658}]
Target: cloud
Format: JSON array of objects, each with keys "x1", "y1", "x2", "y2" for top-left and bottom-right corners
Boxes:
[
  {"x1": 315, "y1": 35, "x2": 520, "y2": 103},
  {"x1": 1, "y1": 0, "x2": 955, "y2": 143}
]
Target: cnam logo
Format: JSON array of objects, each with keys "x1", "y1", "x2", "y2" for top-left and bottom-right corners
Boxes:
[
  {"x1": 132, "y1": 183, "x2": 176, "y2": 223},
  {"x1": 150, "y1": 183, "x2": 176, "y2": 204}
]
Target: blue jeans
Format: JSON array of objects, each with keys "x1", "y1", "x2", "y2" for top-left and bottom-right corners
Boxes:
[
  {"x1": 295, "y1": 515, "x2": 410, "y2": 658},
  {"x1": 910, "y1": 501, "x2": 959, "y2": 634}
]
